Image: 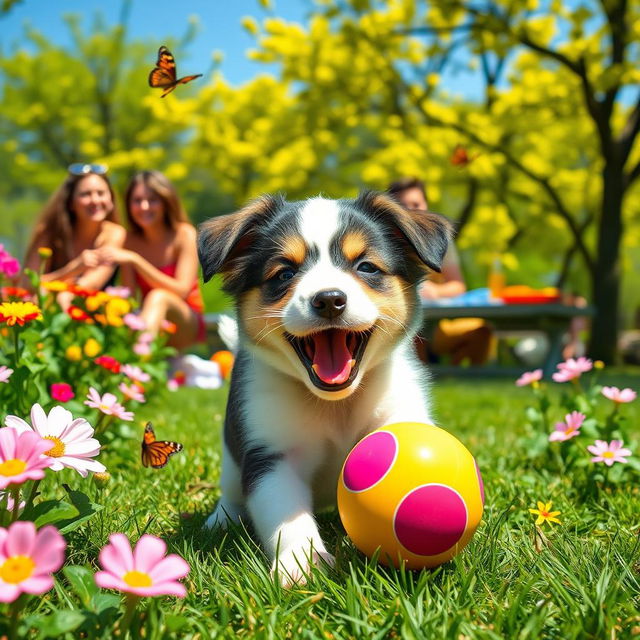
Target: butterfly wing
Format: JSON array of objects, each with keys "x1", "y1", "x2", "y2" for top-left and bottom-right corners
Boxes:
[
  {"x1": 141, "y1": 422, "x2": 183, "y2": 468},
  {"x1": 176, "y1": 73, "x2": 203, "y2": 86},
  {"x1": 149, "y1": 45, "x2": 178, "y2": 96}
]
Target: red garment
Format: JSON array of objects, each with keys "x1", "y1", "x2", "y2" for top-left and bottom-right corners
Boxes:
[{"x1": 135, "y1": 263, "x2": 206, "y2": 342}]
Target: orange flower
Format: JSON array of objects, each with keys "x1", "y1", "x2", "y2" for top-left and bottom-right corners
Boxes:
[
  {"x1": 211, "y1": 350, "x2": 235, "y2": 379},
  {"x1": 0, "y1": 301, "x2": 42, "y2": 326}
]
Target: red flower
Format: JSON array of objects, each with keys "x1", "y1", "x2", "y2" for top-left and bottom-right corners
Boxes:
[
  {"x1": 50, "y1": 383, "x2": 75, "y2": 402},
  {"x1": 68, "y1": 285, "x2": 96, "y2": 298},
  {"x1": 68, "y1": 305, "x2": 92, "y2": 323},
  {"x1": 94, "y1": 355, "x2": 121, "y2": 374},
  {"x1": 1, "y1": 287, "x2": 30, "y2": 300}
]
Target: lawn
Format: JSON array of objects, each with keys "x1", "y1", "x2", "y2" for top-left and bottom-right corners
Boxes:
[{"x1": 27, "y1": 372, "x2": 640, "y2": 639}]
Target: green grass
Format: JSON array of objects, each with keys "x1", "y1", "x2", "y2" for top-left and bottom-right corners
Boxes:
[{"x1": 30, "y1": 373, "x2": 640, "y2": 639}]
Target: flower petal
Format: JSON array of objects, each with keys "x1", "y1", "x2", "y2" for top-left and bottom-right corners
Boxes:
[
  {"x1": 6, "y1": 521, "x2": 36, "y2": 556},
  {"x1": 133, "y1": 535, "x2": 167, "y2": 573},
  {"x1": 99, "y1": 534, "x2": 133, "y2": 573},
  {"x1": 148, "y1": 555, "x2": 190, "y2": 583}
]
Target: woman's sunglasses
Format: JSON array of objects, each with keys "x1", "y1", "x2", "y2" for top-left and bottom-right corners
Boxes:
[{"x1": 68, "y1": 163, "x2": 108, "y2": 176}]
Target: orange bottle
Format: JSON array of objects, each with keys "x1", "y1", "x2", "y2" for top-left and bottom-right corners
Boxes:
[{"x1": 488, "y1": 257, "x2": 505, "y2": 299}]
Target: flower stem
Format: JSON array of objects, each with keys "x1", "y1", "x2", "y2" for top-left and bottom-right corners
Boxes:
[
  {"x1": 8, "y1": 594, "x2": 26, "y2": 640},
  {"x1": 24, "y1": 479, "x2": 41, "y2": 514},
  {"x1": 9, "y1": 486, "x2": 21, "y2": 523},
  {"x1": 119, "y1": 594, "x2": 141, "y2": 638}
]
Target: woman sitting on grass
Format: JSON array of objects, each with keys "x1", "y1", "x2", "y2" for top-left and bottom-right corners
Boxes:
[
  {"x1": 96, "y1": 170, "x2": 205, "y2": 350},
  {"x1": 23, "y1": 164, "x2": 126, "y2": 301}
]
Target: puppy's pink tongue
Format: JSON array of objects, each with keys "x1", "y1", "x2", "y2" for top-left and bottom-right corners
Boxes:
[{"x1": 311, "y1": 330, "x2": 355, "y2": 385}]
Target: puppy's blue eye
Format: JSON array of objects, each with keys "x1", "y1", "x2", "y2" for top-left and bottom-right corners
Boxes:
[
  {"x1": 357, "y1": 262, "x2": 380, "y2": 274},
  {"x1": 278, "y1": 268, "x2": 296, "y2": 282}
]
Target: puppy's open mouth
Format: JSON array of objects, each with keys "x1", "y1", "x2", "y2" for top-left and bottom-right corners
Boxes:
[{"x1": 286, "y1": 329, "x2": 373, "y2": 391}]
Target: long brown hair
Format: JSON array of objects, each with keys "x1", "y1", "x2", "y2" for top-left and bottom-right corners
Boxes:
[
  {"x1": 124, "y1": 171, "x2": 189, "y2": 235},
  {"x1": 26, "y1": 172, "x2": 119, "y2": 270}
]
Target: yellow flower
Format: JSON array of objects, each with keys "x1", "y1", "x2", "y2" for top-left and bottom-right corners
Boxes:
[
  {"x1": 37, "y1": 247, "x2": 53, "y2": 259},
  {"x1": 83, "y1": 338, "x2": 102, "y2": 358},
  {"x1": 594, "y1": 360, "x2": 605, "y2": 370},
  {"x1": 41, "y1": 280, "x2": 69, "y2": 292},
  {"x1": 65, "y1": 345, "x2": 82, "y2": 361},
  {"x1": 529, "y1": 501, "x2": 561, "y2": 526},
  {"x1": 86, "y1": 292, "x2": 110, "y2": 312},
  {"x1": 0, "y1": 302, "x2": 42, "y2": 326}
]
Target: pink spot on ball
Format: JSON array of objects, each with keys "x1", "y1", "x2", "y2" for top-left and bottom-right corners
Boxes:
[
  {"x1": 343, "y1": 431, "x2": 397, "y2": 492},
  {"x1": 394, "y1": 484, "x2": 467, "y2": 556},
  {"x1": 475, "y1": 459, "x2": 485, "y2": 505}
]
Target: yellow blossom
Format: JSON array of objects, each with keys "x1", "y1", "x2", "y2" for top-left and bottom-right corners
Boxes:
[
  {"x1": 41, "y1": 281, "x2": 68, "y2": 293},
  {"x1": 83, "y1": 338, "x2": 102, "y2": 358},
  {"x1": 65, "y1": 345, "x2": 82, "y2": 361},
  {"x1": 37, "y1": 247, "x2": 52, "y2": 259},
  {"x1": 0, "y1": 302, "x2": 43, "y2": 326},
  {"x1": 529, "y1": 501, "x2": 561, "y2": 526}
]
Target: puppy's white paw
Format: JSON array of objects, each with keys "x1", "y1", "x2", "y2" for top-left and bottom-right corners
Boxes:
[
  {"x1": 272, "y1": 546, "x2": 335, "y2": 588},
  {"x1": 204, "y1": 501, "x2": 244, "y2": 530}
]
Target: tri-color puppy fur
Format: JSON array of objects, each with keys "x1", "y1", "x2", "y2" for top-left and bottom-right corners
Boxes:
[{"x1": 198, "y1": 191, "x2": 451, "y2": 585}]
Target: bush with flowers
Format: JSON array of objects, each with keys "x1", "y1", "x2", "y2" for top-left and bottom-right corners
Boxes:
[
  {"x1": 516, "y1": 357, "x2": 638, "y2": 491},
  {"x1": 0, "y1": 248, "x2": 191, "y2": 637}
]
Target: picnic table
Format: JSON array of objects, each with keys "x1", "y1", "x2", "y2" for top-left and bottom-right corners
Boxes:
[
  {"x1": 205, "y1": 302, "x2": 593, "y2": 379},
  {"x1": 420, "y1": 302, "x2": 593, "y2": 378}
]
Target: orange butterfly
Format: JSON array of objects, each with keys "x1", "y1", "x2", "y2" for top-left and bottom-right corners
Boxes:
[
  {"x1": 141, "y1": 422, "x2": 183, "y2": 468},
  {"x1": 148, "y1": 45, "x2": 202, "y2": 98},
  {"x1": 450, "y1": 144, "x2": 478, "y2": 168}
]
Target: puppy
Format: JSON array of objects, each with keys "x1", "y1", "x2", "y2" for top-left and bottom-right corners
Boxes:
[{"x1": 198, "y1": 191, "x2": 451, "y2": 585}]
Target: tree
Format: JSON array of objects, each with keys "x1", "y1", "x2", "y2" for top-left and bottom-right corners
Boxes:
[{"x1": 233, "y1": 0, "x2": 640, "y2": 362}]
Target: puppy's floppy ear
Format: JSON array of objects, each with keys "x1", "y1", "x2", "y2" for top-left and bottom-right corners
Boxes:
[
  {"x1": 356, "y1": 191, "x2": 453, "y2": 273},
  {"x1": 198, "y1": 195, "x2": 282, "y2": 283}
]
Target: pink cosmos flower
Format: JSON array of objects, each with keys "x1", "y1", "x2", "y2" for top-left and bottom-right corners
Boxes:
[
  {"x1": 552, "y1": 357, "x2": 593, "y2": 382},
  {"x1": 0, "y1": 366, "x2": 13, "y2": 384},
  {"x1": 167, "y1": 379, "x2": 180, "y2": 392},
  {"x1": 549, "y1": 411, "x2": 585, "y2": 442},
  {"x1": 123, "y1": 314, "x2": 147, "y2": 331},
  {"x1": 95, "y1": 533, "x2": 190, "y2": 597},
  {"x1": 0, "y1": 521, "x2": 66, "y2": 603},
  {"x1": 4, "y1": 404, "x2": 106, "y2": 477},
  {"x1": 601, "y1": 386, "x2": 636, "y2": 404},
  {"x1": 50, "y1": 382, "x2": 75, "y2": 402},
  {"x1": 118, "y1": 382, "x2": 145, "y2": 403},
  {"x1": 133, "y1": 341, "x2": 151, "y2": 356},
  {"x1": 0, "y1": 428, "x2": 52, "y2": 489},
  {"x1": 516, "y1": 369, "x2": 543, "y2": 387},
  {"x1": 121, "y1": 365, "x2": 151, "y2": 384},
  {"x1": 587, "y1": 440, "x2": 632, "y2": 466},
  {"x1": 85, "y1": 388, "x2": 134, "y2": 421},
  {"x1": 105, "y1": 286, "x2": 131, "y2": 299}
]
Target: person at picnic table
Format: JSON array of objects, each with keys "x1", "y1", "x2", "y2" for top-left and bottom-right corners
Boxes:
[
  {"x1": 387, "y1": 177, "x2": 493, "y2": 366},
  {"x1": 23, "y1": 163, "x2": 126, "y2": 305},
  {"x1": 95, "y1": 170, "x2": 205, "y2": 349}
]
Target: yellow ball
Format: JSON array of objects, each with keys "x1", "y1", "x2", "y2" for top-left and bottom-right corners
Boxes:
[{"x1": 337, "y1": 422, "x2": 484, "y2": 569}]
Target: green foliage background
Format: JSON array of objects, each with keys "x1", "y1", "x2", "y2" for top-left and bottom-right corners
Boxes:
[{"x1": 1, "y1": 0, "x2": 639, "y2": 329}]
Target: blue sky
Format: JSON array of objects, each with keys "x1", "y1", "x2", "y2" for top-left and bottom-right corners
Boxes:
[{"x1": 1, "y1": 0, "x2": 482, "y2": 97}]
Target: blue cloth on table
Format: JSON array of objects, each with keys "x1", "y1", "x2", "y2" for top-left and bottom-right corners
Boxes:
[{"x1": 421, "y1": 287, "x2": 503, "y2": 307}]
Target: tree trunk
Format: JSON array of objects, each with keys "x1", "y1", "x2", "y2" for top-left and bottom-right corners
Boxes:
[{"x1": 588, "y1": 160, "x2": 624, "y2": 362}]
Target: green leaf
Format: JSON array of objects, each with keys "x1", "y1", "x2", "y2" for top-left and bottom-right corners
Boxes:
[
  {"x1": 33, "y1": 609, "x2": 86, "y2": 637},
  {"x1": 63, "y1": 565, "x2": 98, "y2": 607},
  {"x1": 56, "y1": 487, "x2": 104, "y2": 534},
  {"x1": 165, "y1": 614, "x2": 190, "y2": 632},
  {"x1": 90, "y1": 592, "x2": 121, "y2": 614},
  {"x1": 20, "y1": 500, "x2": 79, "y2": 528}
]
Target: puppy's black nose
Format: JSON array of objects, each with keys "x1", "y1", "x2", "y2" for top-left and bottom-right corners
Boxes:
[{"x1": 311, "y1": 289, "x2": 347, "y2": 319}]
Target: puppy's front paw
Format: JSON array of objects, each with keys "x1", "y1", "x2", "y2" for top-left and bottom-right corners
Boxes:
[
  {"x1": 272, "y1": 546, "x2": 335, "y2": 588},
  {"x1": 204, "y1": 501, "x2": 244, "y2": 530}
]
